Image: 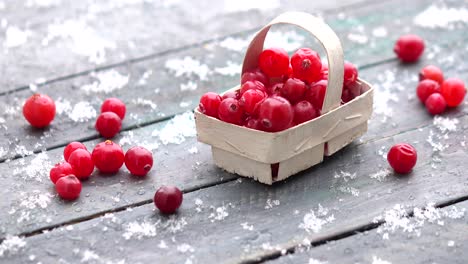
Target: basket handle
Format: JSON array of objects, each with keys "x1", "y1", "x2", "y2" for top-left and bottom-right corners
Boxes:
[{"x1": 241, "y1": 12, "x2": 344, "y2": 114}]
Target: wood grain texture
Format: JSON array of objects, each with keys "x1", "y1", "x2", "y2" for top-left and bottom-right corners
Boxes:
[
  {"x1": 1, "y1": 115, "x2": 466, "y2": 263},
  {"x1": 268, "y1": 200, "x2": 468, "y2": 264}
]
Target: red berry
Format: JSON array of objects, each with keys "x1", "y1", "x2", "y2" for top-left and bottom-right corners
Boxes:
[
  {"x1": 49, "y1": 162, "x2": 74, "y2": 184},
  {"x1": 91, "y1": 140, "x2": 124, "y2": 174},
  {"x1": 387, "y1": 143, "x2": 417, "y2": 174},
  {"x1": 281, "y1": 78, "x2": 307, "y2": 104},
  {"x1": 199, "y1": 92, "x2": 222, "y2": 118},
  {"x1": 293, "y1": 101, "x2": 318, "y2": 125},
  {"x1": 321, "y1": 64, "x2": 329, "y2": 80},
  {"x1": 64, "y1": 142, "x2": 87, "y2": 162},
  {"x1": 267, "y1": 82, "x2": 283, "y2": 96},
  {"x1": 394, "y1": 34, "x2": 425, "y2": 63},
  {"x1": 425, "y1": 93, "x2": 447, "y2": 115},
  {"x1": 416, "y1": 80, "x2": 440, "y2": 103},
  {"x1": 258, "y1": 96, "x2": 293, "y2": 132},
  {"x1": 218, "y1": 98, "x2": 244, "y2": 125},
  {"x1": 222, "y1": 90, "x2": 240, "y2": 100},
  {"x1": 244, "y1": 117, "x2": 259, "y2": 130},
  {"x1": 56, "y1": 175, "x2": 82, "y2": 200},
  {"x1": 22, "y1": 94, "x2": 56, "y2": 128},
  {"x1": 240, "y1": 80, "x2": 266, "y2": 95},
  {"x1": 441, "y1": 78, "x2": 466, "y2": 107},
  {"x1": 241, "y1": 69, "x2": 269, "y2": 86},
  {"x1": 95, "y1": 112, "x2": 122, "y2": 138},
  {"x1": 154, "y1": 186, "x2": 183, "y2": 214},
  {"x1": 342, "y1": 82, "x2": 361, "y2": 103},
  {"x1": 239, "y1": 89, "x2": 266, "y2": 115},
  {"x1": 344, "y1": 62, "x2": 358, "y2": 86},
  {"x1": 259, "y1": 47, "x2": 290, "y2": 78},
  {"x1": 124, "y1": 146, "x2": 153, "y2": 176},
  {"x1": 419, "y1": 65, "x2": 444, "y2": 85},
  {"x1": 101, "y1": 98, "x2": 126, "y2": 120},
  {"x1": 291, "y1": 48, "x2": 322, "y2": 83},
  {"x1": 68, "y1": 149, "x2": 94, "y2": 180},
  {"x1": 305, "y1": 80, "x2": 327, "y2": 110}
]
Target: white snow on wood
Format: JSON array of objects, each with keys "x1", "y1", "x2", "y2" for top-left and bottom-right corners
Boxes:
[
  {"x1": 309, "y1": 258, "x2": 328, "y2": 264},
  {"x1": 264, "y1": 30, "x2": 305, "y2": 52},
  {"x1": 0, "y1": 235, "x2": 26, "y2": 257},
  {"x1": 68, "y1": 101, "x2": 97, "y2": 122},
  {"x1": 219, "y1": 37, "x2": 250, "y2": 52},
  {"x1": 132, "y1": 98, "x2": 157, "y2": 110},
  {"x1": 414, "y1": 5, "x2": 468, "y2": 29},
  {"x1": 223, "y1": 0, "x2": 280, "y2": 13},
  {"x1": 3, "y1": 26, "x2": 31, "y2": 48},
  {"x1": 299, "y1": 204, "x2": 335, "y2": 233},
  {"x1": 152, "y1": 112, "x2": 196, "y2": 145},
  {"x1": 81, "y1": 70, "x2": 129, "y2": 94},
  {"x1": 369, "y1": 169, "x2": 391, "y2": 182},
  {"x1": 214, "y1": 61, "x2": 241, "y2": 76},
  {"x1": 25, "y1": 0, "x2": 61, "y2": 7},
  {"x1": 208, "y1": 204, "x2": 231, "y2": 222},
  {"x1": 433, "y1": 116, "x2": 459, "y2": 133},
  {"x1": 241, "y1": 222, "x2": 254, "y2": 231},
  {"x1": 372, "y1": 256, "x2": 392, "y2": 264},
  {"x1": 165, "y1": 56, "x2": 210, "y2": 81},
  {"x1": 264, "y1": 199, "x2": 280, "y2": 209},
  {"x1": 123, "y1": 220, "x2": 158, "y2": 240},
  {"x1": 12, "y1": 152, "x2": 51, "y2": 182}
]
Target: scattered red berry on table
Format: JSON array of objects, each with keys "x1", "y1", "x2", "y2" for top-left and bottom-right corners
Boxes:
[
  {"x1": 240, "y1": 80, "x2": 266, "y2": 95},
  {"x1": 259, "y1": 47, "x2": 290, "y2": 78},
  {"x1": 291, "y1": 48, "x2": 322, "y2": 83},
  {"x1": 239, "y1": 89, "x2": 266, "y2": 115},
  {"x1": 305, "y1": 80, "x2": 327, "y2": 110},
  {"x1": 441, "y1": 78, "x2": 466, "y2": 107},
  {"x1": 343, "y1": 62, "x2": 358, "y2": 86},
  {"x1": 258, "y1": 96, "x2": 293, "y2": 132},
  {"x1": 218, "y1": 98, "x2": 244, "y2": 125},
  {"x1": 68, "y1": 149, "x2": 94, "y2": 180},
  {"x1": 56, "y1": 175, "x2": 82, "y2": 200},
  {"x1": 91, "y1": 140, "x2": 125, "y2": 174},
  {"x1": 22, "y1": 94, "x2": 56, "y2": 128},
  {"x1": 63, "y1": 142, "x2": 87, "y2": 162},
  {"x1": 293, "y1": 101, "x2": 318, "y2": 125},
  {"x1": 95, "y1": 112, "x2": 122, "y2": 138},
  {"x1": 154, "y1": 186, "x2": 183, "y2": 214},
  {"x1": 425, "y1": 93, "x2": 447, "y2": 115},
  {"x1": 101, "y1": 98, "x2": 126, "y2": 120},
  {"x1": 241, "y1": 69, "x2": 269, "y2": 86},
  {"x1": 387, "y1": 143, "x2": 417, "y2": 174},
  {"x1": 393, "y1": 34, "x2": 425, "y2": 63},
  {"x1": 49, "y1": 162, "x2": 74, "y2": 184},
  {"x1": 199, "y1": 92, "x2": 222, "y2": 118},
  {"x1": 416, "y1": 79, "x2": 440, "y2": 103},
  {"x1": 281, "y1": 78, "x2": 307, "y2": 104},
  {"x1": 419, "y1": 65, "x2": 444, "y2": 85},
  {"x1": 125, "y1": 146, "x2": 153, "y2": 176}
]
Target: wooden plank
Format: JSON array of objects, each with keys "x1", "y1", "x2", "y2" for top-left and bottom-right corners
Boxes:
[
  {"x1": 1, "y1": 115, "x2": 466, "y2": 263},
  {"x1": 0, "y1": 114, "x2": 237, "y2": 238},
  {"x1": 268, "y1": 199, "x2": 468, "y2": 264},
  {"x1": 0, "y1": 0, "x2": 373, "y2": 93}
]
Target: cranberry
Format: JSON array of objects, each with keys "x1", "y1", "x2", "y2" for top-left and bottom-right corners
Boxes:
[
  {"x1": 199, "y1": 92, "x2": 222, "y2": 118},
  {"x1": 95, "y1": 112, "x2": 122, "y2": 138},
  {"x1": 91, "y1": 140, "x2": 124, "y2": 174},
  {"x1": 125, "y1": 146, "x2": 153, "y2": 176},
  {"x1": 218, "y1": 98, "x2": 244, "y2": 125},
  {"x1": 154, "y1": 186, "x2": 183, "y2": 214},
  {"x1": 416, "y1": 80, "x2": 440, "y2": 103},
  {"x1": 68, "y1": 149, "x2": 94, "y2": 180},
  {"x1": 267, "y1": 82, "x2": 283, "y2": 96},
  {"x1": 394, "y1": 34, "x2": 425, "y2": 63},
  {"x1": 222, "y1": 90, "x2": 240, "y2": 100},
  {"x1": 281, "y1": 78, "x2": 307, "y2": 104},
  {"x1": 64, "y1": 142, "x2": 87, "y2": 162},
  {"x1": 101, "y1": 98, "x2": 126, "y2": 120},
  {"x1": 241, "y1": 69, "x2": 269, "y2": 86},
  {"x1": 291, "y1": 48, "x2": 322, "y2": 83},
  {"x1": 387, "y1": 143, "x2": 417, "y2": 174},
  {"x1": 305, "y1": 80, "x2": 327, "y2": 110},
  {"x1": 56, "y1": 175, "x2": 82, "y2": 200},
  {"x1": 240, "y1": 80, "x2": 266, "y2": 95},
  {"x1": 258, "y1": 47, "x2": 290, "y2": 78},
  {"x1": 293, "y1": 101, "x2": 318, "y2": 125},
  {"x1": 419, "y1": 65, "x2": 444, "y2": 85},
  {"x1": 49, "y1": 162, "x2": 74, "y2": 184},
  {"x1": 22, "y1": 94, "x2": 56, "y2": 128},
  {"x1": 441, "y1": 78, "x2": 466, "y2": 107},
  {"x1": 244, "y1": 117, "x2": 259, "y2": 130},
  {"x1": 239, "y1": 89, "x2": 266, "y2": 115},
  {"x1": 344, "y1": 62, "x2": 358, "y2": 86},
  {"x1": 425, "y1": 93, "x2": 447, "y2": 115},
  {"x1": 258, "y1": 96, "x2": 293, "y2": 132},
  {"x1": 342, "y1": 82, "x2": 361, "y2": 103}
]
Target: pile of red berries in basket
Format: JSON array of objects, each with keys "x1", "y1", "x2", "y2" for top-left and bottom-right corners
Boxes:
[{"x1": 199, "y1": 47, "x2": 361, "y2": 132}]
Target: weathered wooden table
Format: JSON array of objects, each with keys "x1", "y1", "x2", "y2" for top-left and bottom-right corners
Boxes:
[{"x1": 0, "y1": 0, "x2": 467, "y2": 263}]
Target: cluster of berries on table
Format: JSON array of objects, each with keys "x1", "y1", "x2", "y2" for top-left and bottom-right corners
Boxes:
[
  {"x1": 199, "y1": 47, "x2": 361, "y2": 132},
  {"x1": 50, "y1": 141, "x2": 153, "y2": 201},
  {"x1": 416, "y1": 65, "x2": 466, "y2": 115},
  {"x1": 96, "y1": 98, "x2": 126, "y2": 138}
]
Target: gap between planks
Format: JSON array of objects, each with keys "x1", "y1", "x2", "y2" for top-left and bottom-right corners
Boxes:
[
  {"x1": 239, "y1": 194, "x2": 468, "y2": 264},
  {"x1": 0, "y1": 0, "x2": 392, "y2": 97}
]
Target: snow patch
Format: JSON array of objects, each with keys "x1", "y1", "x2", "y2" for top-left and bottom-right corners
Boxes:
[
  {"x1": 68, "y1": 101, "x2": 97, "y2": 122},
  {"x1": 152, "y1": 112, "x2": 196, "y2": 145},
  {"x1": 223, "y1": 0, "x2": 280, "y2": 13},
  {"x1": 3, "y1": 26, "x2": 31, "y2": 48},
  {"x1": 165, "y1": 56, "x2": 210, "y2": 80},
  {"x1": 81, "y1": 70, "x2": 129, "y2": 94},
  {"x1": 219, "y1": 37, "x2": 250, "y2": 52},
  {"x1": 414, "y1": 5, "x2": 468, "y2": 29},
  {"x1": 214, "y1": 61, "x2": 241, "y2": 76},
  {"x1": 299, "y1": 204, "x2": 335, "y2": 233},
  {"x1": 123, "y1": 220, "x2": 158, "y2": 240},
  {"x1": 0, "y1": 235, "x2": 26, "y2": 257}
]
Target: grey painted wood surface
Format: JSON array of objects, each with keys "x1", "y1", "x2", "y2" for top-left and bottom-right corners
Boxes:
[{"x1": 268, "y1": 200, "x2": 468, "y2": 264}]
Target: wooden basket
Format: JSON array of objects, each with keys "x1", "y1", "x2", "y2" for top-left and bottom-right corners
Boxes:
[{"x1": 195, "y1": 12, "x2": 374, "y2": 185}]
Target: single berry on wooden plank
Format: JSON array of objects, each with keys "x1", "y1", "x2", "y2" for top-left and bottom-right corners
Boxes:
[
  {"x1": 154, "y1": 186, "x2": 183, "y2": 214},
  {"x1": 387, "y1": 143, "x2": 417, "y2": 174},
  {"x1": 23, "y1": 94, "x2": 56, "y2": 128},
  {"x1": 92, "y1": 140, "x2": 125, "y2": 174},
  {"x1": 125, "y1": 146, "x2": 153, "y2": 177}
]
